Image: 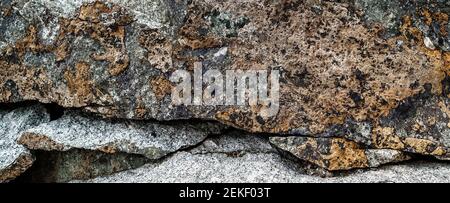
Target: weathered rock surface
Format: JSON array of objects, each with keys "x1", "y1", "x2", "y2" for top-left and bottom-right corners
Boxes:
[
  {"x1": 76, "y1": 152, "x2": 314, "y2": 183},
  {"x1": 73, "y1": 132, "x2": 443, "y2": 183},
  {"x1": 270, "y1": 136, "x2": 410, "y2": 171},
  {"x1": 1, "y1": 0, "x2": 450, "y2": 182},
  {"x1": 190, "y1": 131, "x2": 276, "y2": 155},
  {"x1": 73, "y1": 132, "x2": 330, "y2": 182},
  {"x1": 0, "y1": 0, "x2": 448, "y2": 137},
  {"x1": 18, "y1": 110, "x2": 225, "y2": 159},
  {"x1": 0, "y1": 104, "x2": 49, "y2": 182},
  {"x1": 74, "y1": 132, "x2": 449, "y2": 183},
  {"x1": 373, "y1": 94, "x2": 450, "y2": 159},
  {"x1": 78, "y1": 159, "x2": 450, "y2": 183}
]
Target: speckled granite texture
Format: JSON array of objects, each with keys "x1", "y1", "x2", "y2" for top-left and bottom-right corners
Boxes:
[{"x1": 1, "y1": 0, "x2": 450, "y2": 182}]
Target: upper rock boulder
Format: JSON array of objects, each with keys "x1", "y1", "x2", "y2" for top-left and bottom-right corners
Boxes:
[{"x1": 0, "y1": 0, "x2": 449, "y2": 136}]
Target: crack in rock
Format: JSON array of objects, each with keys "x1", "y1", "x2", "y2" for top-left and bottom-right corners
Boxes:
[{"x1": 18, "y1": 110, "x2": 226, "y2": 159}]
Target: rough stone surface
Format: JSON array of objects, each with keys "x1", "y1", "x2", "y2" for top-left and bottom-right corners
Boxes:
[
  {"x1": 270, "y1": 136, "x2": 410, "y2": 171},
  {"x1": 1, "y1": 0, "x2": 450, "y2": 182},
  {"x1": 0, "y1": 104, "x2": 50, "y2": 182},
  {"x1": 373, "y1": 95, "x2": 450, "y2": 159},
  {"x1": 18, "y1": 110, "x2": 225, "y2": 159},
  {"x1": 0, "y1": 0, "x2": 448, "y2": 137},
  {"x1": 190, "y1": 131, "x2": 276, "y2": 155},
  {"x1": 75, "y1": 150, "x2": 449, "y2": 183}
]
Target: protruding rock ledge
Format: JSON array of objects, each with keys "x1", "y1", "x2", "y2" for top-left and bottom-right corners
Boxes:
[
  {"x1": 72, "y1": 132, "x2": 329, "y2": 183},
  {"x1": 73, "y1": 131, "x2": 449, "y2": 183},
  {"x1": 18, "y1": 110, "x2": 226, "y2": 159},
  {"x1": 0, "y1": 105, "x2": 50, "y2": 182},
  {"x1": 270, "y1": 137, "x2": 410, "y2": 171},
  {"x1": 372, "y1": 95, "x2": 450, "y2": 159},
  {"x1": 316, "y1": 95, "x2": 450, "y2": 160}
]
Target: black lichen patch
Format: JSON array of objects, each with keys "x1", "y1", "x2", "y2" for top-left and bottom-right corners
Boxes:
[{"x1": 442, "y1": 75, "x2": 450, "y2": 97}]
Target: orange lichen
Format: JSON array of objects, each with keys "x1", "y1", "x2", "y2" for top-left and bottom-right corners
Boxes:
[
  {"x1": 1, "y1": 0, "x2": 449, "y2": 137},
  {"x1": 139, "y1": 29, "x2": 173, "y2": 72},
  {"x1": 372, "y1": 126, "x2": 447, "y2": 156},
  {"x1": 272, "y1": 137, "x2": 369, "y2": 171},
  {"x1": 438, "y1": 101, "x2": 450, "y2": 128},
  {"x1": 97, "y1": 145, "x2": 118, "y2": 154},
  {"x1": 433, "y1": 12, "x2": 449, "y2": 36},
  {"x1": 57, "y1": 1, "x2": 132, "y2": 76},
  {"x1": 12, "y1": 25, "x2": 53, "y2": 57},
  {"x1": 18, "y1": 132, "x2": 65, "y2": 151},
  {"x1": 326, "y1": 138, "x2": 369, "y2": 171},
  {"x1": 64, "y1": 62, "x2": 94, "y2": 106},
  {"x1": 150, "y1": 76, "x2": 173, "y2": 101},
  {"x1": 372, "y1": 127, "x2": 405, "y2": 150},
  {"x1": 213, "y1": 1, "x2": 446, "y2": 134},
  {"x1": 421, "y1": 9, "x2": 433, "y2": 26},
  {"x1": 55, "y1": 41, "x2": 70, "y2": 62},
  {"x1": 403, "y1": 138, "x2": 447, "y2": 156}
]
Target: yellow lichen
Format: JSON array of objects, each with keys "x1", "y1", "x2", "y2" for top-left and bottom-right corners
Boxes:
[
  {"x1": 64, "y1": 62, "x2": 94, "y2": 106},
  {"x1": 372, "y1": 127, "x2": 405, "y2": 150},
  {"x1": 403, "y1": 137, "x2": 446, "y2": 156}
]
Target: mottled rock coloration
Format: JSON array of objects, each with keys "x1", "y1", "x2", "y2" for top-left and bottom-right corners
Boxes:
[
  {"x1": 76, "y1": 159, "x2": 450, "y2": 183},
  {"x1": 19, "y1": 110, "x2": 226, "y2": 159},
  {"x1": 0, "y1": 0, "x2": 448, "y2": 136},
  {"x1": 270, "y1": 136, "x2": 410, "y2": 171},
  {"x1": 0, "y1": 104, "x2": 49, "y2": 182},
  {"x1": 373, "y1": 95, "x2": 450, "y2": 159},
  {"x1": 74, "y1": 132, "x2": 332, "y2": 182},
  {"x1": 1, "y1": 0, "x2": 450, "y2": 182}
]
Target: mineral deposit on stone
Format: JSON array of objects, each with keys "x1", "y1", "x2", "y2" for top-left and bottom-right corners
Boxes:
[{"x1": 270, "y1": 136, "x2": 410, "y2": 171}]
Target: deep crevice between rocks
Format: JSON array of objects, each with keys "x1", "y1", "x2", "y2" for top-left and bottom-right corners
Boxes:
[
  {"x1": 43, "y1": 103, "x2": 65, "y2": 121},
  {"x1": 12, "y1": 149, "x2": 148, "y2": 183}
]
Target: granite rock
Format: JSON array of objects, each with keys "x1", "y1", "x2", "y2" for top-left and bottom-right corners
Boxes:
[
  {"x1": 1, "y1": 0, "x2": 450, "y2": 182},
  {"x1": 18, "y1": 110, "x2": 226, "y2": 159},
  {"x1": 189, "y1": 131, "x2": 277, "y2": 155},
  {"x1": 77, "y1": 159, "x2": 450, "y2": 183},
  {"x1": 270, "y1": 136, "x2": 410, "y2": 171},
  {"x1": 0, "y1": 104, "x2": 50, "y2": 182}
]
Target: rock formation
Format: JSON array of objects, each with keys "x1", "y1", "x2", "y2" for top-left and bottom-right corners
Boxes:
[
  {"x1": 1, "y1": 0, "x2": 450, "y2": 182},
  {"x1": 0, "y1": 104, "x2": 49, "y2": 182}
]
